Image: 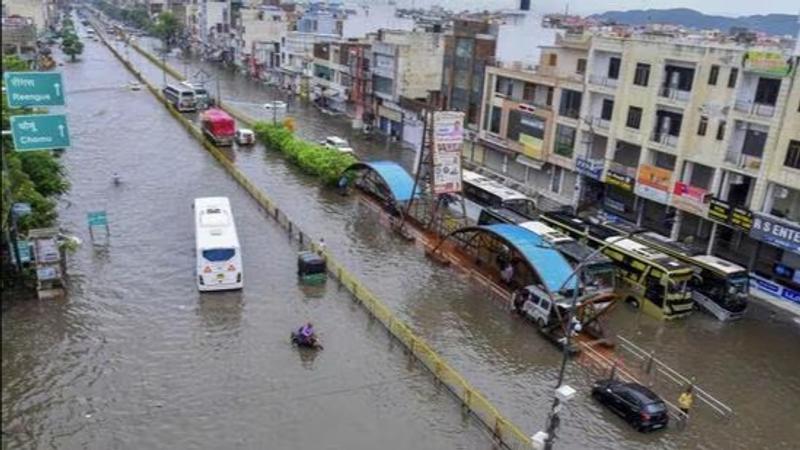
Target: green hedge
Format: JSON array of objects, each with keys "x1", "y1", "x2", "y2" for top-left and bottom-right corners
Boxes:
[{"x1": 253, "y1": 122, "x2": 357, "y2": 185}]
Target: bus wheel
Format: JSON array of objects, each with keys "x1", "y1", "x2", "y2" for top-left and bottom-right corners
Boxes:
[
  {"x1": 536, "y1": 318, "x2": 546, "y2": 329},
  {"x1": 625, "y1": 297, "x2": 640, "y2": 309}
]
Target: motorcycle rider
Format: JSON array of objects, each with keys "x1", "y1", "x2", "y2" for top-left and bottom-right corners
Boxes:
[{"x1": 297, "y1": 322, "x2": 316, "y2": 346}]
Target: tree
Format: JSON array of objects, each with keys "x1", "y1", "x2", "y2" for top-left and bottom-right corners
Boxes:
[
  {"x1": 61, "y1": 32, "x2": 84, "y2": 62},
  {"x1": 151, "y1": 11, "x2": 182, "y2": 51}
]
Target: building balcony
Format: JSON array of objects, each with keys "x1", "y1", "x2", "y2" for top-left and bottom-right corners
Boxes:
[
  {"x1": 588, "y1": 74, "x2": 618, "y2": 89},
  {"x1": 608, "y1": 161, "x2": 638, "y2": 178},
  {"x1": 658, "y1": 86, "x2": 690, "y2": 103},
  {"x1": 590, "y1": 117, "x2": 611, "y2": 131},
  {"x1": 650, "y1": 131, "x2": 679, "y2": 149},
  {"x1": 724, "y1": 151, "x2": 762, "y2": 172},
  {"x1": 733, "y1": 99, "x2": 776, "y2": 119}
]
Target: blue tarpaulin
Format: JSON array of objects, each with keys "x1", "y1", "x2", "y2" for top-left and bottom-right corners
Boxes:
[{"x1": 482, "y1": 223, "x2": 578, "y2": 293}]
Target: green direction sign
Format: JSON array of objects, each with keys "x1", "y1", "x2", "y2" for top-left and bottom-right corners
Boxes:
[
  {"x1": 87, "y1": 211, "x2": 108, "y2": 227},
  {"x1": 10, "y1": 114, "x2": 71, "y2": 151},
  {"x1": 3, "y1": 72, "x2": 66, "y2": 107}
]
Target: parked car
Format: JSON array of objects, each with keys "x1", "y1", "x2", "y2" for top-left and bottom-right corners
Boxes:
[
  {"x1": 591, "y1": 379, "x2": 669, "y2": 432},
  {"x1": 321, "y1": 136, "x2": 354, "y2": 154},
  {"x1": 263, "y1": 100, "x2": 287, "y2": 110},
  {"x1": 235, "y1": 129, "x2": 256, "y2": 146}
]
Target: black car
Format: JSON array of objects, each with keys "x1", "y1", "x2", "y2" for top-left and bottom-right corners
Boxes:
[{"x1": 592, "y1": 379, "x2": 669, "y2": 432}]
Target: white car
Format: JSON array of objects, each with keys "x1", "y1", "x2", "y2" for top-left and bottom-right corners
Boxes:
[
  {"x1": 235, "y1": 129, "x2": 256, "y2": 145},
  {"x1": 263, "y1": 100, "x2": 287, "y2": 109},
  {"x1": 321, "y1": 136, "x2": 355, "y2": 154}
]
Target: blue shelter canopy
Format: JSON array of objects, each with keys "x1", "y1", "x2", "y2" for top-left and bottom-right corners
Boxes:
[
  {"x1": 482, "y1": 224, "x2": 578, "y2": 293},
  {"x1": 347, "y1": 161, "x2": 418, "y2": 202}
]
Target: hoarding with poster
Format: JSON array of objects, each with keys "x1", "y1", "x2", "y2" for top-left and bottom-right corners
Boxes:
[{"x1": 431, "y1": 111, "x2": 465, "y2": 194}]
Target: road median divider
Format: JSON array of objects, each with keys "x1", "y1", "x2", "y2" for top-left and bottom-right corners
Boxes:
[{"x1": 96, "y1": 22, "x2": 532, "y2": 450}]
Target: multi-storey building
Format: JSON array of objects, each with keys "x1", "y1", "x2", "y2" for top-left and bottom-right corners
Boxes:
[
  {"x1": 473, "y1": 28, "x2": 800, "y2": 314},
  {"x1": 370, "y1": 28, "x2": 444, "y2": 143}
]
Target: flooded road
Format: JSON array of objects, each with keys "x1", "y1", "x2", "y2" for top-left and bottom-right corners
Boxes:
[
  {"x1": 117, "y1": 36, "x2": 800, "y2": 449},
  {"x1": 3, "y1": 17, "x2": 800, "y2": 449},
  {"x1": 1, "y1": 35, "x2": 493, "y2": 450}
]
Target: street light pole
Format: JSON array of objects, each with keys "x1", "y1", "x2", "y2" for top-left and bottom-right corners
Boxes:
[{"x1": 541, "y1": 228, "x2": 643, "y2": 450}]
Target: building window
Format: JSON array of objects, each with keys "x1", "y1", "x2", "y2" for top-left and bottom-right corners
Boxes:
[
  {"x1": 558, "y1": 89, "x2": 582, "y2": 119},
  {"x1": 728, "y1": 68, "x2": 738, "y2": 88},
  {"x1": 783, "y1": 140, "x2": 800, "y2": 169},
  {"x1": 601, "y1": 99, "x2": 614, "y2": 120},
  {"x1": 550, "y1": 165, "x2": 563, "y2": 194},
  {"x1": 373, "y1": 75, "x2": 393, "y2": 95},
  {"x1": 708, "y1": 65, "x2": 720, "y2": 85},
  {"x1": 508, "y1": 111, "x2": 545, "y2": 143},
  {"x1": 634, "y1": 63, "x2": 650, "y2": 87},
  {"x1": 608, "y1": 57, "x2": 621, "y2": 79},
  {"x1": 697, "y1": 116, "x2": 708, "y2": 136},
  {"x1": 626, "y1": 106, "x2": 643, "y2": 129},
  {"x1": 489, "y1": 106, "x2": 502, "y2": 134},
  {"x1": 554, "y1": 124, "x2": 575, "y2": 157},
  {"x1": 576, "y1": 58, "x2": 587, "y2": 74},
  {"x1": 716, "y1": 120, "x2": 726, "y2": 141},
  {"x1": 548, "y1": 53, "x2": 557, "y2": 66}
]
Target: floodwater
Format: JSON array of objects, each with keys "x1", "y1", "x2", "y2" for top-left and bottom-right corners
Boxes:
[
  {"x1": 3, "y1": 16, "x2": 800, "y2": 450},
  {"x1": 1, "y1": 33, "x2": 493, "y2": 450}
]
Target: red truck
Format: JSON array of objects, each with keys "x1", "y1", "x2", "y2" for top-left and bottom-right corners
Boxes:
[{"x1": 200, "y1": 108, "x2": 235, "y2": 146}]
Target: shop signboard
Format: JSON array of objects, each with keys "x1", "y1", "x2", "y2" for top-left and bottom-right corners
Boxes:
[
  {"x1": 750, "y1": 273, "x2": 800, "y2": 307},
  {"x1": 749, "y1": 213, "x2": 800, "y2": 254},
  {"x1": 634, "y1": 164, "x2": 672, "y2": 204},
  {"x1": 431, "y1": 111, "x2": 464, "y2": 194},
  {"x1": 605, "y1": 170, "x2": 634, "y2": 192},
  {"x1": 575, "y1": 156, "x2": 604, "y2": 181},
  {"x1": 707, "y1": 197, "x2": 753, "y2": 232},
  {"x1": 672, "y1": 181, "x2": 711, "y2": 216}
]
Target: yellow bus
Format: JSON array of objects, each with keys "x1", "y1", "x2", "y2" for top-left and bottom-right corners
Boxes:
[{"x1": 540, "y1": 212, "x2": 695, "y2": 320}]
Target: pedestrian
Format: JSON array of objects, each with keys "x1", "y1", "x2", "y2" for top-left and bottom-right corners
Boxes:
[
  {"x1": 317, "y1": 237, "x2": 326, "y2": 255},
  {"x1": 678, "y1": 385, "x2": 694, "y2": 418},
  {"x1": 501, "y1": 263, "x2": 514, "y2": 286}
]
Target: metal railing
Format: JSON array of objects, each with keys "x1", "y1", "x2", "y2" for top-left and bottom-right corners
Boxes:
[
  {"x1": 724, "y1": 150, "x2": 762, "y2": 170},
  {"x1": 659, "y1": 86, "x2": 691, "y2": 102},
  {"x1": 588, "y1": 74, "x2": 618, "y2": 88},
  {"x1": 650, "y1": 130, "x2": 679, "y2": 147},
  {"x1": 734, "y1": 99, "x2": 776, "y2": 118}
]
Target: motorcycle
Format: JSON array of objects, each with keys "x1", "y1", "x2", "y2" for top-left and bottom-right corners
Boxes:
[{"x1": 291, "y1": 331, "x2": 323, "y2": 350}]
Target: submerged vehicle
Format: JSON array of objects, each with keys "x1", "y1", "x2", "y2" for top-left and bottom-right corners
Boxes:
[
  {"x1": 200, "y1": 108, "x2": 236, "y2": 146},
  {"x1": 297, "y1": 251, "x2": 326, "y2": 284},
  {"x1": 592, "y1": 379, "x2": 669, "y2": 432},
  {"x1": 235, "y1": 128, "x2": 255, "y2": 146},
  {"x1": 321, "y1": 136, "x2": 355, "y2": 154}
]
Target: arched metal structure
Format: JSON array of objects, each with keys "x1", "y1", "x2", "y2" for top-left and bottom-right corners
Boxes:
[
  {"x1": 344, "y1": 161, "x2": 420, "y2": 218},
  {"x1": 437, "y1": 223, "x2": 578, "y2": 296}
]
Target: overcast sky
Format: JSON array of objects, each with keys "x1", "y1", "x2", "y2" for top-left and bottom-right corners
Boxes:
[{"x1": 396, "y1": 0, "x2": 799, "y2": 17}]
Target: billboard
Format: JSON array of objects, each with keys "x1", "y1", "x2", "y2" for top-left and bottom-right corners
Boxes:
[
  {"x1": 744, "y1": 51, "x2": 791, "y2": 76},
  {"x1": 431, "y1": 111, "x2": 465, "y2": 194}
]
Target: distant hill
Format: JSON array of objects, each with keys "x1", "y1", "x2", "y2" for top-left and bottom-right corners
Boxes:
[{"x1": 590, "y1": 8, "x2": 799, "y2": 37}]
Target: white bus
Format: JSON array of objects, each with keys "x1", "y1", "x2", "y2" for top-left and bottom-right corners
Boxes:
[
  {"x1": 194, "y1": 197, "x2": 243, "y2": 291},
  {"x1": 462, "y1": 170, "x2": 537, "y2": 219},
  {"x1": 162, "y1": 83, "x2": 197, "y2": 112}
]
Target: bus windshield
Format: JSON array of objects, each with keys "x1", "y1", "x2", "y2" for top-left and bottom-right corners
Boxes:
[
  {"x1": 667, "y1": 278, "x2": 689, "y2": 297},
  {"x1": 727, "y1": 274, "x2": 749, "y2": 296},
  {"x1": 584, "y1": 264, "x2": 615, "y2": 291},
  {"x1": 203, "y1": 248, "x2": 236, "y2": 262}
]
